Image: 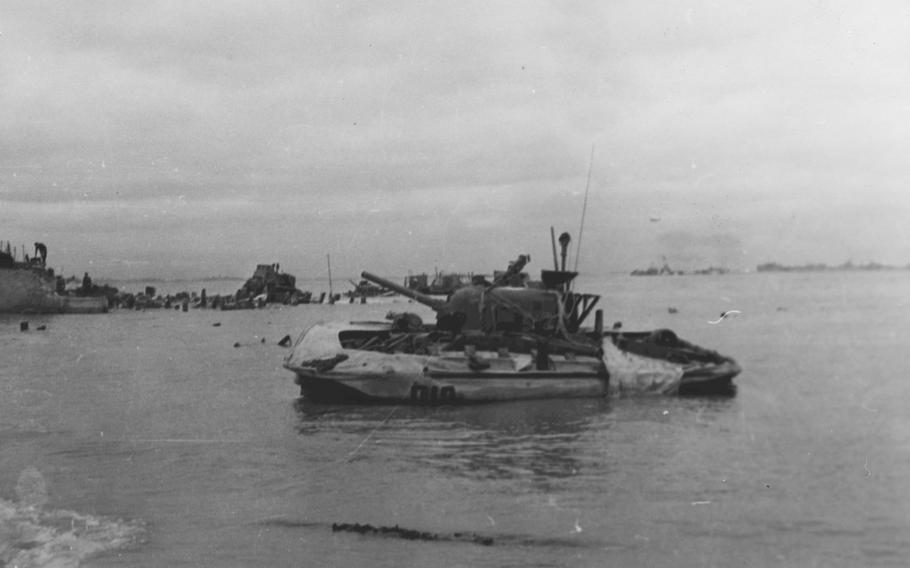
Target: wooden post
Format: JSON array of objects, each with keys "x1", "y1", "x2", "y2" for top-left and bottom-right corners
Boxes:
[{"x1": 326, "y1": 254, "x2": 333, "y2": 302}]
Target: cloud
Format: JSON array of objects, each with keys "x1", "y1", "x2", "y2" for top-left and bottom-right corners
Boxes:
[{"x1": 2, "y1": 0, "x2": 910, "y2": 278}]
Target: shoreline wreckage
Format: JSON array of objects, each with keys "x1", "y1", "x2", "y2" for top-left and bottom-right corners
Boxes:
[
  {"x1": 107, "y1": 264, "x2": 320, "y2": 312},
  {"x1": 0, "y1": 241, "x2": 108, "y2": 314},
  {"x1": 284, "y1": 230, "x2": 742, "y2": 403},
  {"x1": 0, "y1": 244, "x2": 332, "y2": 315}
]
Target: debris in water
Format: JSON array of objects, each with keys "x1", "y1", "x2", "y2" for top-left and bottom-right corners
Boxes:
[
  {"x1": 707, "y1": 310, "x2": 741, "y2": 324},
  {"x1": 331, "y1": 522, "x2": 493, "y2": 546}
]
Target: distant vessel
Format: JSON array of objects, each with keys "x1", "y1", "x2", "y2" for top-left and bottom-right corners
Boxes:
[
  {"x1": 630, "y1": 263, "x2": 682, "y2": 276},
  {"x1": 0, "y1": 242, "x2": 107, "y2": 313},
  {"x1": 756, "y1": 261, "x2": 905, "y2": 272}
]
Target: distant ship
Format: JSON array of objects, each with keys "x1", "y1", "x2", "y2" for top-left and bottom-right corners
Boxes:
[
  {"x1": 0, "y1": 242, "x2": 107, "y2": 313},
  {"x1": 630, "y1": 263, "x2": 682, "y2": 276}
]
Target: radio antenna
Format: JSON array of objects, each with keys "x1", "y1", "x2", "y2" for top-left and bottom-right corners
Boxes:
[{"x1": 574, "y1": 144, "x2": 595, "y2": 271}]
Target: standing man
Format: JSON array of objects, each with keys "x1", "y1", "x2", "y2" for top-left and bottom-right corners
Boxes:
[{"x1": 34, "y1": 242, "x2": 47, "y2": 265}]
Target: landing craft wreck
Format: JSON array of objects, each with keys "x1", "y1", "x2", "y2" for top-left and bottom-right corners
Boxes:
[
  {"x1": 236, "y1": 264, "x2": 312, "y2": 305},
  {"x1": 284, "y1": 233, "x2": 740, "y2": 403},
  {"x1": 0, "y1": 242, "x2": 108, "y2": 314}
]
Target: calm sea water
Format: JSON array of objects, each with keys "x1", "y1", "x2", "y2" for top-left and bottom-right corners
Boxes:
[{"x1": 1, "y1": 271, "x2": 908, "y2": 567}]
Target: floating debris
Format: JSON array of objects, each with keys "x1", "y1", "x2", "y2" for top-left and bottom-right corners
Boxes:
[
  {"x1": 707, "y1": 310, "x2": 742, "y2": 324},
  {"x1": 331, "y1": 522, "x2": 493, "y2": 546},
  {"x1": 260, "y1": 517, "x2": 596, "y2": 549}
]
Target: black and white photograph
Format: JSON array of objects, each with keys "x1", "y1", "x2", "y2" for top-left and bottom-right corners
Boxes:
[{"x1": 2, "y1": 2, "x2": 908, "y2": 566}]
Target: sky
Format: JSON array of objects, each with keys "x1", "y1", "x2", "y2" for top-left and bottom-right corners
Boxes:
[{"x1": 2, "y1": 0, "x2": 910, "y2": 281}]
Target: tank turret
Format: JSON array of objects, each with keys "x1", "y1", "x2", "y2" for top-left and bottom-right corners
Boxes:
[{"x1": 360, "y1": 246, "x2": 600, "y2": 337}]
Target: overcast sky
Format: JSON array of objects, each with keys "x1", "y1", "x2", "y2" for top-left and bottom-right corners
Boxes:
[{"x1": 2, "y1": 1, "x2": 909, "y2": 280}]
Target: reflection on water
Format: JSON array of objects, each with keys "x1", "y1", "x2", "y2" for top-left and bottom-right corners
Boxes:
[{"x1": 294, "y1": 399, "x2": 613, "y2": 482}]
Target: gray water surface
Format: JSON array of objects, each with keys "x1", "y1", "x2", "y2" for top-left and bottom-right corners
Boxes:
[{"x1": 1, "y1": 271, "x2": 908, "y2": 567}]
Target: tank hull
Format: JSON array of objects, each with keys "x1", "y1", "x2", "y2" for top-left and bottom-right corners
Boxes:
[{"x1": 284, "y1": 321, "x2": 740, "y2": 404}]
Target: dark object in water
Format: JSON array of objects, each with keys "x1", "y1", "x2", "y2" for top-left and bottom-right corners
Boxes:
[
  {"x1": 278, "y1": 334, "x2": 292, "y2": 347},
  {"x1": 36, "y1": 325, "x2": 46, "y2": 331},
  {"x1": 20, "y1": 321, "x2": 28, "y2": 332},
  {"x1": 331, "y1": 522, "x2": 493, "y2": 546},
  {"x1": 213, "y1": 322, "x2": 222, "y2": 327}
]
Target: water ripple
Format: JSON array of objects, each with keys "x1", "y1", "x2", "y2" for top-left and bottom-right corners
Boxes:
[{"x1": 0, "y1": 468, "x2": 145, "y2": 568}]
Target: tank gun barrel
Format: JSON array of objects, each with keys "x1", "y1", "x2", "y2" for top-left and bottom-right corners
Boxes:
[{"x1": 360, "y1": 271, "x2": 447, "y2": 311}]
